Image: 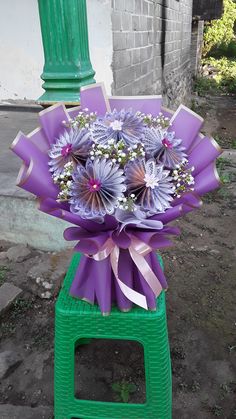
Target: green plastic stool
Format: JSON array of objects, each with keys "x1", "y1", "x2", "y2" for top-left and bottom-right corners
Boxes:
[{"x1": 55, "y1": 252, "x2": 172, "y2": 419}]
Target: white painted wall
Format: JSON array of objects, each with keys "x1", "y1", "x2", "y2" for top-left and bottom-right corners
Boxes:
[
  {"x1": 0, "y1": 0, "x2": 113, "y2": 101},
  {"x1": 87, "y1": 0, "x2": 113, "y2": 95},
  {"x1": 0, "y1": 1, "x2": 44, "y2": 101}
]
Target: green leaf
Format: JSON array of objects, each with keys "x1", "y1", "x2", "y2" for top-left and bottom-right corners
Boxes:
[
  {"x1": 121, "y1": 389, "x2": 129, "y2": 403},
  {"x1": 111, "y1": 383, "x2": 121, "y2": 393}
]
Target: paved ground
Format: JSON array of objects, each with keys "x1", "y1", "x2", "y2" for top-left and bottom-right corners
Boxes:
[{"x1": 0, "y1": 97, "x2": 235, "y2": 418}]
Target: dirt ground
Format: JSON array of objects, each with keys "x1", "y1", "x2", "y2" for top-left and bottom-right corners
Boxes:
[
  {"x1": 193, "y1": 93, "x2": 236, "y2": 149},
  {"x1": 0, "y1": 95, "x2": 236, "y2": 418}
]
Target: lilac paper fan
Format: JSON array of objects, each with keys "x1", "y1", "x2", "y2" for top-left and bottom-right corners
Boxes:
[
  {"x1": 143, "y1": 127, "x2": 187, "y2": 168},
  {"x1": 125, "y1": 158, "x2": 175, "y2": 214},
  {"x1": 91, "y1": 109, "x2": 144, "y2": 147},
  {"x1": 48, "y1": 128, "x2": 93, "y2": 176},
  {"x1": 70, "y1": 158, "x2": 126, "y2": 220}
]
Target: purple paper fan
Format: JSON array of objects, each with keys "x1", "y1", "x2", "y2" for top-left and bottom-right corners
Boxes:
[
  {"x1": 143, "y1": 127, "x2": 187, "y2": 168},
  {"x1": 48, "y1": 128, "x2": 93, "y2": 176},
  {"x1": 125, "y1": 158, "x2": 175, "y2": 214},
  {"x1": 91, "y1": 109, "x2": 144, "y2": 147},
  {"x1": 70, "y1": 158, "x2": 126, "y2": 220}
]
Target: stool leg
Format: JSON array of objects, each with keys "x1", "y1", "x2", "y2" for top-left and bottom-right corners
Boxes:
[
  {"x1": 54, "y1": 328, "x2": 75, "y2": 419},
  {"x1": 145, "y1": 338, "x2": 172, "y2": 419}
]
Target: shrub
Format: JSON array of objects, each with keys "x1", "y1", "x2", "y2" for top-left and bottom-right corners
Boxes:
[
  {"x1": 194, "y1": 77, "x2": 219, "y2": 96},
  {"x1": 210, "y1": 39, "x2": 236, "y2": 59},
  {"x1": 203, "y1": 0, "x2": 236, "y2": 57},
  {"x1": 202, "y1": 57, "x2": 236, "y2": 93}
]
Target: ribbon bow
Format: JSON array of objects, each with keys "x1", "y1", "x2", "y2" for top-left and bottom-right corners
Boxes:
[
  {"x1": 91, "y1": 236, "x2": 163, "y2": 310},
  {"x1": 64, "y1": 223, "x2": 180, "y2": 311}
]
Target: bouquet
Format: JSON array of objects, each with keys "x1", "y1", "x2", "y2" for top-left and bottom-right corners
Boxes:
[{"x1": 11, "y1": 83, "x2": 222, "y2": 314}]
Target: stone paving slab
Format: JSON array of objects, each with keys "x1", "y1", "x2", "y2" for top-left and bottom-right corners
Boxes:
[
  {"x1": 0, "y1": 283, "x2": 22, "y2": 315},
  {"x1": 0, "y1": 350, "x2": 22, "y2": 380},
  {"x1": 0, "y1": 404, "x2": 53, "y2": 419},
  {"x1": 0, "y1": 110, "x2": 38, "y2": 199}
]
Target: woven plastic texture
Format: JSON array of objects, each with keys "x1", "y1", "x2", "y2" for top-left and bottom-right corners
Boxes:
[{"x1": 55, "y1": 252, "x2": 172, "y2": 419}]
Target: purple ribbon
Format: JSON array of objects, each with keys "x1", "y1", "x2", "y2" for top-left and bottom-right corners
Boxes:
[{"x1": 64, "y1": 223, "x2": 180, "y2": 313}]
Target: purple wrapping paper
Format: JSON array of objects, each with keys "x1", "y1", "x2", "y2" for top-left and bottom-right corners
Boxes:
[
  {"x1": 80, "y1": 83, "x2": 111, "y2": 116},
  {"x1": 170, "y1": 105, "x2": 204, "y2": 151},
  {"x1": 109, "y1": 95, "x2": 162, "y2": 115},
  {"x1": 11, "y1": 83, "x2": 222, "y2": 314},
  {"x1": 188, "y1": 137, "x2": 222, "y2": 176},
  {"x1": 39, "y1": 104, "x2": 70, "y2": 143}
]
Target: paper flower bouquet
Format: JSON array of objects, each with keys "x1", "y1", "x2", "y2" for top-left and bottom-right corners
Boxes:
[{"x1": 11, "y1": 83, "x2": 222, "y2": 314}]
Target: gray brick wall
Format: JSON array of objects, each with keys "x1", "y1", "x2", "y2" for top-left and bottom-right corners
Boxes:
[{"x1": 111, "y1": 0, "x2": 193, "y2": 108}]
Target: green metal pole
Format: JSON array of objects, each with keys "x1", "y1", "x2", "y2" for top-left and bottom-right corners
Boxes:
[{"x1": 37, "y1": 0, "x2": 95, "y2": 105}]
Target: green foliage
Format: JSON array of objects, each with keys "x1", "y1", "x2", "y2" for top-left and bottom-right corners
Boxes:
[
  {"x1": 112, "y1": 380, "x2": 137, "y2": 403},
  {"x1": 216, "y1": 157, "x2": 230, "y2": 171},
  {"x1": 12, "y1": 298, "x2": 34, "y2": 317},
  {"x1": 216, "y1": 157, "x2": 233, "y2": 185},
  {"x1": 194, "y1": 77, "x2": 219, "y2": 96},
  {"x1": 220, "y1": 172, "x2": 232, "y2": 185},
  {"x1": 201, "y1": 57, "x2": 236, "y2": 93},
  {"x1": 220, "y1": 382, "x2": 233, "y2": 394},
  {"x1": 203, "y1": 0, "x2": 236, "y2": 57},
  {"x1": 211, "y1": 404, "x2": 223, "y2": 417},
  {"x1": 0, "y1": 266, "x2": 9, "y2": 285},
  {"x1": 213, "y1": 134, "x2": 236, "y2": 149},
  {"x1": 200, "y1": 0, "x2": 236, "y2": 95},
  {"x1": 210, "y1": 39, "x2": 236, "y2": 59}
]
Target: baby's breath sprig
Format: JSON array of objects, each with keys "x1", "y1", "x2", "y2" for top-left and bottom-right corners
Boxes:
[
  {"x1": 117, "y1": 194, "x2": 137, "y2": 212},
  {"x1": 90, "y1": 139, "x2": 145, "y2": 165},
  {"x1": 53, "y1": 161, "x2": 74, "y2": 202},
  {"x1": 172, "y1": 159, "x2": 195, "y2": 198},
  {"x1": 137, "y1": 111, "x2": 170, "y2": 129},
  {"x1": 62, "y1": 109, "x2": 97, "y2": 130}
]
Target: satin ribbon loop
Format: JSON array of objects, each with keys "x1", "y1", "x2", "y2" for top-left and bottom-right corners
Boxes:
[
  {"x1": 91, "y1": 238, "x2": 114, "y2": 261},
  {"x1": 90, "y1": 236, "x2": 164, "y2": 310},
  {"x1": 129, "y1": 238, "x2": 163, "y2": 298}
]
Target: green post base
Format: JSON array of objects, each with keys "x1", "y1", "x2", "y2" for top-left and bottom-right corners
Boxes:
[
  {"x1": 37, "y1": 0, "x2": 95, "y2": 105},
  {"x1": 37, "y1": 85, "x2": 94, "y2": 107},
  {"x1": 55, "y1": 253, "x2": 172, "y2": 419}
]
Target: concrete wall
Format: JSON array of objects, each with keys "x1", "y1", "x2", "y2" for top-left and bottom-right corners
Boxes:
[
  {"x1": 191, "y1": 20, "x2": 204, "y2": 77},
  {"x1": 0, "y1": 0, "x2": 113, "y2": 101},
  {"x1": 111, "y1": 0, "x2": 193, "y2": 108}
]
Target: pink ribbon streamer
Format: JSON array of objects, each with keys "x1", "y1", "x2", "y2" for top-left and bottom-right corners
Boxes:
[{"x1": 90, "y1": 237, "x2": 163, "y2": 310}]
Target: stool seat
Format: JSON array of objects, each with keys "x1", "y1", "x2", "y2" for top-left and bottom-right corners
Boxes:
[{"x1": 55, "y1": 252, "x2": 172, "y2": 419}]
